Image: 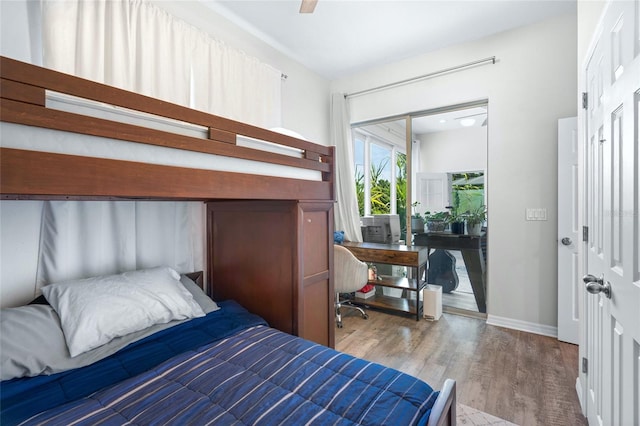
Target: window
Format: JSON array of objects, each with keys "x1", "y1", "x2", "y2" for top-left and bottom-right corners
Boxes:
[
  {"x1": 370, "y1": 142, "x2": 392, "y2": 214},
  {"x1": 353, "y1": 129, "x2": 407, "y2": 221},
  {"x1": 451, "y1": 172, "x2": 485, "y2": 215}
]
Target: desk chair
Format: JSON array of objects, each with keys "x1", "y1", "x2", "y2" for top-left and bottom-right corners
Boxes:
[{"x1": 334, "y1": 244, "x2": 369, "y2": 328}]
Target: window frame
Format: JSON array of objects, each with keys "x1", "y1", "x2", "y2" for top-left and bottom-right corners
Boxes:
[{"x1": 352, "y1": 128, "x2": 404, "y2": 216}]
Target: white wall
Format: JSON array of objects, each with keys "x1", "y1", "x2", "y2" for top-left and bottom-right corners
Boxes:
[
  {"x1": 331, "y1": 12, "x2": 578, "y2": 331},
  {"x1": 418, "y1": 127, "x2": 487, "y2": 174},
  {"x1": 0, "y1": 0, "x2": 41, "y2": 65}
]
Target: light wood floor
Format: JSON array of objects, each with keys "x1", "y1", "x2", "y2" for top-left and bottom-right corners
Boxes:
[
  {"x1": 335, "y1": 309, "x2": 587, "y2": 426},
  {"x1": 442, "y1": 290, "x2": 480, "y2": 313}
]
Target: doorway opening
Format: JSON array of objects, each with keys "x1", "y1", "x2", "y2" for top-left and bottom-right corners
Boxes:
[
  {"x1": 351, "y1": 100, "x2": 489, "y2": 319},
  {"x1": 412, "y1": 103, "x2": 487, "y2": 318}
]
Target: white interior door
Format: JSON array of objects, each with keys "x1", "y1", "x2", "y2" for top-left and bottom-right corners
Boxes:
[
  {"x1": 581, "y1": 2, "x2": 640, "y2": 425},
  {"x1": 557, "y1": 117, "x2": 579, "y2": 345},
  {"x1": 415, "y1": 173, "x2": 451, "y2": 214}
]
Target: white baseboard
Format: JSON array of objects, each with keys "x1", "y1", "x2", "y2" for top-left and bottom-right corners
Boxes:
[
  {"x1": 486, "y1": 314, "x2": 558, "y2": 338},
  {"x1": 575, "y1": 377, "x2": 585, "y2": 414}
]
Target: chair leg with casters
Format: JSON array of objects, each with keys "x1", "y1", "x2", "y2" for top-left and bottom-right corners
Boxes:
[
  {"x1": 335, "y1": 292, "x2": 368, "y2": 328},
  {"x1": 334, "y1": 244, "x2": 370, "y2": 327}
]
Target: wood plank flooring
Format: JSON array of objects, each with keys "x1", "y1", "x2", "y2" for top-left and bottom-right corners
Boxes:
[
  {"x1": 335, "y1": 309, "x2": 587, "y2": 426},
  {"x1": 442, "y1": 290, "x2": 480, "y2": 312}
]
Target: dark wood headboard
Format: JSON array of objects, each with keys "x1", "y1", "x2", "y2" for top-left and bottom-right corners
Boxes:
[
  {"x1": 184, "y1": 271, "x2": 204, "y2": 289},
  {"x1": 0, "y1": 56, "x2": 334, "y2": 202}
]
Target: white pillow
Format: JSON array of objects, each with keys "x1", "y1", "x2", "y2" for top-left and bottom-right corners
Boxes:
[
  {"x1": 269, "y1": 127, "x2": 307, "y2": 140},
  {"x1": 42, "y1": 267, "x2": 205, "y2": 357}
]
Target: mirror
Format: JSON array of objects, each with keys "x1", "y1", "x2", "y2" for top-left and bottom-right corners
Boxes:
[
  {"x1": 410, "y1": 104, "x2": 488, "y2": 231},
  {"x1": 350, "y1": 102, "x2": 488, "y2": 243},
  {"x1": 410, "y1": 103, "x2": 488, "y2": 315},
  {"x1": 351, "y1": 102, "x2": 488, "y2": 315}
]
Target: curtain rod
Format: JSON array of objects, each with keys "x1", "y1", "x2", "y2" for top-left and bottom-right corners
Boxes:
[{"x1": 344, "y1": 56, "x2": 496, "y2": 99}]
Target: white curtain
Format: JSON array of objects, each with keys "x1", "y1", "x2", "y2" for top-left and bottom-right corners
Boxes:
[
  {"x1": 130, "y1": 1, "x2": 193, "y2": 106},
  {"x1": 40, "y1": 0, "x2": 290, "y2": 287},
  {"x1": 42, "y1": 0, "x2": 198, "y2": 106},
  {"x1": 42, "y1": 0, "x2": 135, "y2": 92},
  {"x1": 42, "y1": 0, "x2": 281, "y2": 126},
  {"x1": 191, "y1": 31, "x2": 282, "y2": 127},
  {"x1": 35, "y1": 201, "x2": 204, "y2": 291},
  {"x1": 331, "y1": 93, "x2": 362, "y2": 242}
]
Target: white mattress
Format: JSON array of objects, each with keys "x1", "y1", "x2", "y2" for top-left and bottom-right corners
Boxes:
[{"x1": 0, "y1": 91, "x2": 321, "y2": 181}]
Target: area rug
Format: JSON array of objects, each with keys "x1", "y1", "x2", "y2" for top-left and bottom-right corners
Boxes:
[{"x1": 457, "y1": 404, "x2": 519, "y2": 425}]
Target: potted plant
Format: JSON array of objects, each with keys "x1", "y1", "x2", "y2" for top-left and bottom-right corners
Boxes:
[
  {"x1": 424, "y1": 211, "x2": 449, "y2": 232},
  {"x1": 410, "y1": 202, "x2": 425, "y2": 233},
  {"x1": 446, "y1": 206, "x2": 465, "y2": 234},
  {"x1": 465, "y1": 205, "x2": 487, "y2": 236}
]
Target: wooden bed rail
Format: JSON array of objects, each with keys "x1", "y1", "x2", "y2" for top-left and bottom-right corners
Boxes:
[
  {"x1": 0, "y1": 56, "x2": 334, "y2": 201},
  {"x1": 0, "y1": 148, "x2": 333, "y2": 201}
]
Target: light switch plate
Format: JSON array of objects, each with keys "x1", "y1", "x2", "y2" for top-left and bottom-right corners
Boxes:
[{"x1": 526, "y1": 208, "x2": 548, "y2": 221}]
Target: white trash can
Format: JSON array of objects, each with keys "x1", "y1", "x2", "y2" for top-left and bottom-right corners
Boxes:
[{"x1": 422, "y1": 285, "x2": 442, "y2": 321}]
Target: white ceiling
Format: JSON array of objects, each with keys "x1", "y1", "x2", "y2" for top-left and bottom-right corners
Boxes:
[
  {"x1": 356, "y1": 106, "x2": 487, "y2": 143},
  {"x1": 205, "y1": 0, "x2": 576, "y2": 79},
  {"x1": 411, "y1": 106, "x2": 487, "y2": 134}
]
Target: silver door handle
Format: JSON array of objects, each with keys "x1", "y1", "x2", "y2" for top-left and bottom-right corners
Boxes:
[
  {"x1": 582, "y1": 274, "x2": 611, "y2": 299},
  {"x1": 561, "y1": 237, "x2": 572, "y2": 245}
]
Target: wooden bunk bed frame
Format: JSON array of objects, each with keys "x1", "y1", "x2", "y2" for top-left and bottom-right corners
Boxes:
[
  {"x1": 0, "y1": 56, "x2": 455, "y2": 426},
  {"x1": 0, "y1": 55, "x2": 335, "y2": 347},
  {"x1": 0, "y1": 57, "x2": 333, "y2": 201}
]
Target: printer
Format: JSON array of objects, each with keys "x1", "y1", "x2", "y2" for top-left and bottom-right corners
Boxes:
[{"x1": 361, "y1": 214, "x2": 401, "y2": 244}]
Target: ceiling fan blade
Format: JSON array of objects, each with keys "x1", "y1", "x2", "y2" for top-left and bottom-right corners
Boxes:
[{"x1": 300, "y1": 0, "x2": 318, "y2": 13}]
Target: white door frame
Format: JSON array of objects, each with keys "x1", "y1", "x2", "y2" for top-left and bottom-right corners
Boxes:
[{"x1": 557, "y1": 117, "x2": 579, "y2": 345}]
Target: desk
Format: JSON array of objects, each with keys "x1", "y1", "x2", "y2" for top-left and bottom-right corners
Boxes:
[
  {"x1": 413, "y1": 232, "x2": 486, "y2": 313},
  {"x1": 341, "y1": 241, "x2": 428, "y2": 321}
]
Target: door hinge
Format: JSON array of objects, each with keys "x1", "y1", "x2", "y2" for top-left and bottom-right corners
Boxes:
[
  {"x1": 582, "y1": 92, "x2": 588, "y2": 109},
  {"x1": 582, "y1": 357, "x2": 588, "y2": 374},
  {"x1": 583, "y1": 226, "x2": 589, "y2": 242}
]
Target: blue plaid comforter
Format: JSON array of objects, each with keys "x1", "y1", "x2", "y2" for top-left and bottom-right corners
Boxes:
[{"x1": 22, "y1": 326, "x2": 438, "y2": 425}]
